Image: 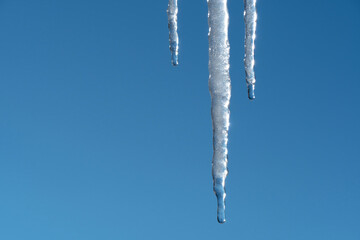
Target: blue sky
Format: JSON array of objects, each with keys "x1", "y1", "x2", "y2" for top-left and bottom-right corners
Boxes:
[{"x1": 0, "y1": 0, "x2": 359, "y2": 239}]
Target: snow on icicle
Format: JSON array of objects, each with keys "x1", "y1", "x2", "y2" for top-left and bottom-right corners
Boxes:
[
  {"x1": 167, "y1": 0, "x2": 179, "y2": 66},
  {"x1": 244, "y1": 0, "x2": 257, "y2": 99},
  {"x1": 207, "y1": 0, "x2": 231, "y2": 224}
]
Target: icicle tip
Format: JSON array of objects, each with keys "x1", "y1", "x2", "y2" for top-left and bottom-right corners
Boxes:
[
  {"x1": 248, "y1": 84, "x2": 255, "y2": 100},
  {"x1": 171, "y1": 53, "x2": 179, "y2": 66},
  {"x1": 214, "y1": 177, "x2": 226, "y2": 223}
]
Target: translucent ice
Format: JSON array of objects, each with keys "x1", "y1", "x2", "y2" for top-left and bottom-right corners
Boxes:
[
  {"x1": 244, "y1": 0, "x2": 257, "y2": 99},
  {"x1": 167, "y1": 0, "x2": 179, "y2": 66},
  {"x1": 166, "y1": 0, "x2": 260, "y2": 223},
  {"x1": 207, "y1": 0, "x2": 231, "y2": 224}
]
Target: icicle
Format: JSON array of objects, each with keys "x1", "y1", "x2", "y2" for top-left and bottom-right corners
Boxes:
[
  {"x1": 167, "y1": 0, "x2": 179, "y2": 66},
  {"x1": 244, "y1": 0, "x2": 257, "y2": 100},
  {"x1": 207, "y1": 0, "x2": 231, "y2": 224}
]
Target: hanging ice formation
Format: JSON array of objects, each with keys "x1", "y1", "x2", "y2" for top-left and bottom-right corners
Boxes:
[
  {"x1": 244, "y1": 0, "x2": 257, "y2": 99},
  {"x1": 207, "y1": 0, "x2": 230, "y2": 224},
  {"x1": 167, "y1": 0, "x2": 257, "y2": 223},
  {"x1": 167, "y1": 0, "x2": 179, "y2": 66}
]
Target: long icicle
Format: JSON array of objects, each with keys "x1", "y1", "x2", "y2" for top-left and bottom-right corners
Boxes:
[
  {"x1": 244, "y1": 0, "x2": 257, "y2": 99},
  {"x1": 167, "y1": 0, "x2": 179, "y2": 66},
  {"x1": 207, "y1": 0, "x2": 231, "y2": 224}
]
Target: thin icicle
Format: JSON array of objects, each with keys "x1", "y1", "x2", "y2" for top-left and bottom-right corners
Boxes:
[
  {"x1": 244, "y1": 0, "x2": 257, "y2": 99},
  {"x1": 167, "y1": 0, "x2": 179, "y2": 66},
  {"x1": 207, "y1": 0, "x2": 231, "y2": 224}
]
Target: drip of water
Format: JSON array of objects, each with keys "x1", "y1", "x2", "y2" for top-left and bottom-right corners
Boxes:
[
  {"x1": 207, "y1": 0, "x2": 230, "y2": 224},
  {"x1": 167, "y1": 0, "x2": 179, "y2": 66},
  {"x1": 244, "y1": 0, "x2": 257, "y2": 100}
]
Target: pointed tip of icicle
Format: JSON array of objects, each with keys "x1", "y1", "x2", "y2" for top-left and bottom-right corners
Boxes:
[
  {"x1": 171, "y1": 54, "x2": 179, "y2": 66},
  {"x1": 248, "y1": 84, "x2": 255, "y2": 100},
  {"x1": 217, "y1": 215, "x2": 226, "y2": 224},
  {"x1": 214, "y1": 178, "x2": 226, "y2": 224},
  {"x1": 216, "y1": 193, "x2": 226, "y2": 224}
]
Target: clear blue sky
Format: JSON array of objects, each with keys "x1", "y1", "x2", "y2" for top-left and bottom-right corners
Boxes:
[{"x1": 0, "y1": 0, "x2": 359, "y2": 239}]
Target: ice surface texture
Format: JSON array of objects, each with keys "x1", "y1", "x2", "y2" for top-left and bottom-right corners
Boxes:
[
  {"x1": 207, "y1": 0, "x2": 230, "y2": 224},
  {"x1": 244, "y1": 0, "x2": 257, "y2": 99},
  {"x1": 166, "y1": 0, "x2": 259, "y2": 223},
  {"x1": 167, "y1": 0, "x2": 179, "y2": 66}
]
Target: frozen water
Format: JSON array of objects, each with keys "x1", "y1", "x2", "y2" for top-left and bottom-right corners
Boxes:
[
  {"x1": 166, "y1": 0, "x2": 259, "y2": 223},
  {"x1": 207, "y1": 0, "x2": 230, "y2": 224},
  {"x1": 167, "y1": 0, "x2": 179, "y2": 66},
  {"x1": 244, "y1": 0, "x2": 257, "y2": 100}
]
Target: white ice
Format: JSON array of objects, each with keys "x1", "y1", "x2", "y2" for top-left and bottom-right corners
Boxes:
[
  {"x1": 167, "y1": 0, "x2": 179, "y2": 66},
  {"x1": 244, "y1": 0, "x2": 257, "y2": 99},
  {"x1": 207, "y1": 0, "x2": 230, "y2": 223}
]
